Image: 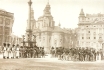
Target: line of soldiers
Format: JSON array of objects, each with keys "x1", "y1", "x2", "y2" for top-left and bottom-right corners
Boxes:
[
  {"x1": 50, "y1": 47, "x2": 103, "y2": 61},
  {"x1": 2, "y1": 43, "x2": 19, "y2": 59}
]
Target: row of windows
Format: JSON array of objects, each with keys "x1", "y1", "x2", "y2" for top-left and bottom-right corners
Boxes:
[
  {"x1": 86, "y1": 25, "x2": 103, "y2": 27},
  {"x1": 82, "y1": 37, "x2": 102, "y2": 39}
]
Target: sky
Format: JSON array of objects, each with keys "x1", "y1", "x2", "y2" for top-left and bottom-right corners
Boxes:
[{"x1": 0, "y1": 0, "x2": 104, "y2": 37}]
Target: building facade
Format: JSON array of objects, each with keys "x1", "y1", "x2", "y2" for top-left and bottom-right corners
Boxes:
[
  {"x1": 0, "y1": 9, "x2": 14, "y2": 47},
  {"x1": 77, "y1": 9, "x2": 104, "y2": 50},
  {"x1": 11, "y1": 33, "x2": 22, "y2": 46},
  {"x1": 28, "y1": 2, "x2": 78, "y2": 53}
]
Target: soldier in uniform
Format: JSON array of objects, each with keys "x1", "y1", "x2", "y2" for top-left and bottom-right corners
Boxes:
[
  {"x1": 55, "y1": 47, "x2": 58, "y2": 58},
  {"x1": 68, "y1": 48, "x2": 72, "y2": 61},
  {"x1": 3, "y1": 43, "x2": 7, "y2": 59},
  {"x1": 77, "y1": 47, "x2": 80, "y2": 61},
  {"x1": 7, "y1": 43, "x2": 11, "y2": 59},
  {"x1": 50, "y1": 47, "x2": 55, "y2": 58},
  {"x1": 78, "y1": 47, "x2": 81, "y2": 61},
  {"x1": 74, "y1": 48, "x2": 77, "y2": 61},
  {"x1": 92, "y1": 48, "x2": 96, "y2": 61},
  {"x1": 11, "y1": 44, "x2": 15, "y2": 59},
  {"x1": 41, "y1": 47, "x2": 45, "y2": 58},
  {"x1": 15, "y1": 44, "x2": 20, "y2": 58}
]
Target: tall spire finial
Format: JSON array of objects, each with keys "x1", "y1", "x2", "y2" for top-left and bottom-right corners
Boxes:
[
  {"x1": 28, "y1": 0, "x2": 32, "y2": 6},
  {"x1": 58, "y1": 20, "x2": 61, "y2": 27},
  {"x1": 47, "y1": 0, "x2": 49, "y2": 5}
]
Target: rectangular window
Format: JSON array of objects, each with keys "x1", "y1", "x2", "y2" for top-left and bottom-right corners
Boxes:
[
  {"x1": 5, "y1": 27, "x2": 10, "y2": 35},
  {"x1": 88, "y1": 31, "x2": 90, "y2": 33},
  {"x1": 99, "y1": 37, "x2": 102, "y2": 39},
  {"x1": 82, "y1": 37, "x2": 84, "y2": 39},
  {"x1": 94, "y1": 37, "x2": 96, "y2": 39},
  {"x1": 86, "y1": 37, "x2": 90, "y2": 39}
]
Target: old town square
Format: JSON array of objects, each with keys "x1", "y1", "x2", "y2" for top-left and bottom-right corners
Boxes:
[{"x1": 0, "y1": 0, "x2": 104, "y2": 70}]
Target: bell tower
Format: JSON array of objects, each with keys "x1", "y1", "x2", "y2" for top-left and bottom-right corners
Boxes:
[
  {"x1": 78, "y1": 9, "x2": 85, "y2": 22},
  {"x1": 43, "y1": 1, "x2": 55, "y2": 28}
]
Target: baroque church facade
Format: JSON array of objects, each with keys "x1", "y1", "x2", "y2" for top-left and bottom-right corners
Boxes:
[
  {"x1": 77, "y1": 9, "x2": 104, "y2": 51},
  {"x1": 29, "y1": 2, "x2": 77, "y2": 53}
]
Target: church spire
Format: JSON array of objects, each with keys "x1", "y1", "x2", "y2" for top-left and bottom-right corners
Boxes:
[{"x1": 47, "y1": 0, "x2": 49, "y2": 5}]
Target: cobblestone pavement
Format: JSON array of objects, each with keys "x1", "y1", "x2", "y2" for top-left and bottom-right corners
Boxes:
[{"x1": 0, "y1": 58, "x2": 104, "y2": 70}]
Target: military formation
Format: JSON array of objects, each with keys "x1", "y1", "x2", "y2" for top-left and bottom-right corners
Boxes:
[
  {"x1": 50, "y1": 47, "x2": 103, "y2": 62},
  {"x1": 2, "y1": 43, "x2": 19, "y2": 59},
  {"x1": 19, "y1": 46, "x2": 45, "y2": 58},
  {"x1": 1, "y1": 42, "x2": 104, "y2": 62}
]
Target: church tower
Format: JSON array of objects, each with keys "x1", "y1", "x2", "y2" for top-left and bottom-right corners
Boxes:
[
  {"x1": 34, "y1": 1, "x2": 55, "y2": 53},
  {"x1": 78, "y1": 9, "x2": 85, "y2": 22},
  {"x1": 42, "y1": 1, "x2": 55, "y2": 28}
]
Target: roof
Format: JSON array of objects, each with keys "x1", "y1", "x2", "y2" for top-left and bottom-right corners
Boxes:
[
  {"x1": 94, "y1": 21, "x2": 104, "y2": 25},
  {"x1": 53, "y1": 26, "x2": 64, "y2": 33}
]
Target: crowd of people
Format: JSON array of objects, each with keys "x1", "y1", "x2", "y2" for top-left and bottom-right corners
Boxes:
[
  {"x1": 19, "y1": 46, "x2": 45, "y2": 58},
  {"x1": 50, "y1": 47, "x2": 104, "y2": 62},
  {"x1": 1, "y1": 43, "x2": 104, "y2": 62}
]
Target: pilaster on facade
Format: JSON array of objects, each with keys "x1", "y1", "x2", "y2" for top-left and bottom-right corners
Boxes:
[{"x1": 0, "y1": 9, "x2": 14, "y2": 47}]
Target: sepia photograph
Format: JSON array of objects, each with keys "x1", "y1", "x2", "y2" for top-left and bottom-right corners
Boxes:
[{"x1": 0, "y1": 0, "x2": 104, "y2": 70}]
